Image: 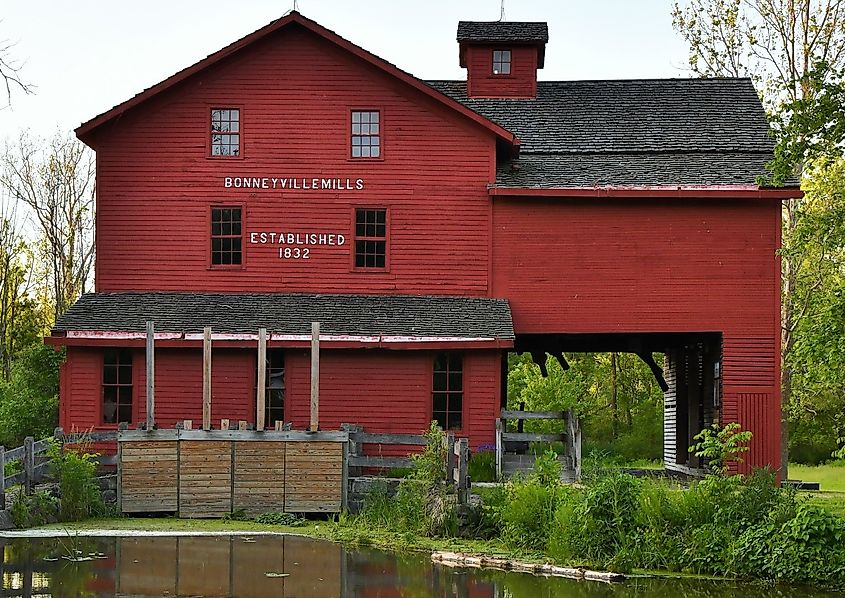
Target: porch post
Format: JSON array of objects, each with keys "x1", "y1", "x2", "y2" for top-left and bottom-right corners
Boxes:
[
  {"x1": 310, "y1": 321, "x2": 320, "y2": 432},
  {"x1": 146, "y1": 321, "x2": 155, "y2": 430},
  {"x1": 256, "y1": 328, "x2": 267, "y2": 431},
  {"x1": 203, "y1": 327, "x2": 212, "y2": 430}
]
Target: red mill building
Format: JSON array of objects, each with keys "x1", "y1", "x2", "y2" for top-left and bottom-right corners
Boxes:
[{"x1": 49, "y1": 12, "x2": 798, "y2": 474}]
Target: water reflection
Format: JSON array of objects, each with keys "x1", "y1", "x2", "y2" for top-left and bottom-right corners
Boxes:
[{"x1": 0, "y1": 535, "x2": 840, "y2": 597}]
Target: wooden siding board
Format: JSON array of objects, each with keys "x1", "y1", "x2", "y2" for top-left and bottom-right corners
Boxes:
[{"x1": 93, "y1": 27, "x2": 495, "y2": 296}]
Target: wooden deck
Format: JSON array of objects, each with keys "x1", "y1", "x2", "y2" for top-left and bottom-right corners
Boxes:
[{"x1": 118, "y1": 430, "x2": 348, "y2": 517}]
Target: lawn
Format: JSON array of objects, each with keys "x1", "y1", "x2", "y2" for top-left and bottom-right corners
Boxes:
[{"x1": 790, "y1": 461, "x2": 845, "y2": 492}]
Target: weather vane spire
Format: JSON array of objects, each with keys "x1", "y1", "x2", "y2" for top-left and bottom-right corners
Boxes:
[{"x1": 499, "y1": 0, "x2": 506, "y2": 21}]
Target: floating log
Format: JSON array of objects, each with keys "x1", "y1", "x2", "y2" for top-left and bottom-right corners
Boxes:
[{"x1": 430, "y1": 551, "x2": 625, "y2": 583}]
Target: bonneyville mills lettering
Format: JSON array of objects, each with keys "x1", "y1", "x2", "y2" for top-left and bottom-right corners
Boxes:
[
  {"x1": 224, "y1": 176, "x2": 364, "y2": 190},
  {"x1": 250, "y1": 231, "x2": 346, "y2": 259}
]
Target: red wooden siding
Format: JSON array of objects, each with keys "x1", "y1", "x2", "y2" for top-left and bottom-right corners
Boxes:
[
  {"x1": 60, "y1": 347, "x2": 500, "y2": 449},
  {"x1": 492, "y1": 197, "x2": 782, "y2": 470},
  {"x1": 464, "y1": 45, "x2": 538, "y2": 98},
  {"x1": 285, "y1": 349, "x2": 499, "y2": 448},
  {"x1": 93, "y1": 25, "x2": 496, "y2": 296}
]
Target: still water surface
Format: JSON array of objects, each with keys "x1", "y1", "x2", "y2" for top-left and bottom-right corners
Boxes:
[{"x1": 0, "y1": 534, "x2": 839, "y2": 597}]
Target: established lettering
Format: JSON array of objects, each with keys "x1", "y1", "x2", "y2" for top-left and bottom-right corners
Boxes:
[{"x1": 250, "y1": 230, "x2": 346, "y2": 260}]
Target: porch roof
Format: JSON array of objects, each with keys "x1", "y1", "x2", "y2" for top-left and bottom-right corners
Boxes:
[{"x1": 51, "y1": 292, "x2": 514, "y2": 346}]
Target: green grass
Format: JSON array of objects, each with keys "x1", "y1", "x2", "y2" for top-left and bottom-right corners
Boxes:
[
  {"x1": 39, "y1": 517, "x2": 323, "y2": 535},
  {"x1": 790, "y1": 461, "x2": 845, "y2": 492}
]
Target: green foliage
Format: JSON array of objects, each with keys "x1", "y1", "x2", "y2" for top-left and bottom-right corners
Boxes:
[
  {"x1": 507, "y1": 351, "x2": 664, "y2": 464},
  {"x1": 533, "y1": 450, "x2": 561, "y2": 486},
  {"x1": 499, "y1": 480, "x2": 564, "y2": 551},
  {"x1": 0, "y1": 344, "x2": 62, "y2": 447},
  {"x1": 253, "y1": 512, "x2": 306, "y2": 526},
  {"x1": 690, "y1": 422, "x2": 752, "y2": 474},
  {"x1": 10, "y1": 489, "x2": 58, "y2": 528},
  {"x1": 356, "y1": 423, "x2": 458, "y2": 538},
  {"x1": 467, "y1": 449, "x2": 495, "y2": 483},
  {"x1": 48, "y1": 440, "x2": 105, "y2": 522}
]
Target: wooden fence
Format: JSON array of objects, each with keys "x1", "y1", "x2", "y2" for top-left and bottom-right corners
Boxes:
[
  {"x1": 495, "y1": 409, "x2": 582, "y2": 482},
  {"x1": 118, "y1": 429, "x2": 348, "y2": 517},
  {"x1": 0, "y1": 429, "x2": 118, "y2": 507}
]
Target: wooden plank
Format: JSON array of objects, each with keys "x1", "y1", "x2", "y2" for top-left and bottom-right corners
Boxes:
[
  {"x1": 310, "y1": 321, "x2": 320, "y2": 432},
  {"x1": 179, "y1": 440, "x2": 231, "y2": 517},
  {"x1": 501, "y1": 432, "x2": 566, "y2": 442},
  {"x1": 233, "y1": 441, "x2": 285, "y2": 515},
  {"x1": 500, "y1": 410, "x2": 568, "y2": 420},
  {"x1": 353, "y1": 433, "x2": 428, "y2": 446},
  {"x1": 285, "y1": 441, "x2": 341, "y2": 513},
  {"x1": 348, "y1": 456, "x2": 413, "y2": 469},
  {"x1": 146, "y1": 320, "x2": 156, "y2": 429},
  {"x1": 256, "y1": 327, "x2": 267, "y2": 432},
  {"x1": 120, "y1": 440, "x2": 178, "y2": 513},
  {"x1": 202, "y1": 327, "x2": 212, "y2": 431}
]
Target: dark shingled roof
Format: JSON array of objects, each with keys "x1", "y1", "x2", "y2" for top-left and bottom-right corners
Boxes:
[
  {"x1": 54, "y1": 293, "x2": 515, "y2": 340},
  {"x1": 426, "y1": 78, "x2": 783, "y2": 187},
  {"x1": 457, "y1": 21, "x2": 549, "y2": 43},
  {"x1": 496, "y1": 153, "x2": 775, "y2": 188}
]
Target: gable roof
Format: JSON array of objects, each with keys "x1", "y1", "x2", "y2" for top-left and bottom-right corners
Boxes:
[
  {"x1": 53, "y1": 292, "x2": 515, "y2": 341},
  {"x1": 427, "y1": 78, "x2": 794, "y2": 188},
  {"x1": 75, "y1": 11, "x2": 517, "y2": 147},
  {"x1": 457, "y1": 21, "x2": 549, "y2": 44}
]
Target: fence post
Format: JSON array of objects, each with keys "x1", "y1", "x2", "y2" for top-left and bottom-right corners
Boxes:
[
  {"x1": 446, "y1": 433, "x2": 456, "y2": 486},
  {"x1": 23, "y1": 437, "x2": 34, "y2": 495},
  {"x1": 457, "y1": 438, "x2": 469, "y2": 505},
  {"x1": 495, "y1": 419, "x2": 503, "y2": 481},
  {"x1": 340, "y1": 424, "x2": 363, "y2": 480}
]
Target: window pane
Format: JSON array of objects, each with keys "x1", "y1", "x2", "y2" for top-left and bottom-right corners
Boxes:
[
  {"x1": 352, "y1": 111, "x2": 360, "y2": 123},
  {"x1": 447, "y1": 412, "x2": 462, "y2": 430},
  {"x1": 433, "y1": 392, "x2": 447, "y2": 412},
  {"x1": 371, "y1": 145, "x2": 380, "y2": 158},
  {"x1": 433, "y1": 412, "x2": 447, "y2": 430},
  {"x1": 117, "y1": 404, "x2": 132, "y2": 424},
  {"x1": 449, "y1": 372, "x2": 462, "y2": 391},
  {"x1": 433, "y1": 371, "x2": 447, "y2": 392},
  {"x1": 352, "y1": 146, "x2": 362, "y2": 157},
  {"x1": 103, "y1": 365, "x2": 117, "y2": 385},
  {"x1": 119, "y1": 364, "x2": 132, "y2": 385}
]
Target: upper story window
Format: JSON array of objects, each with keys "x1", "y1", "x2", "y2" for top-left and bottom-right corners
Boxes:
[
  {"x1": 211, "y1": 108, "x2": 240, "y2": 156},
  {"x1": 354, "y1": 208, "x2": 387, "y2": 268},
  {"x1": 433, "y1": 353, "x2": 463, "y2": 431},
  {"x1": 211, "y1": 207, "x2": 242, "y2": 266},
  {"x1": 492, "y1": 49, "x2": 511, "y2": 75},
  {"x1": 103, "y1": 349, "x2": 133, "y2": 425},
  {"x1": 351, "y1": 110, "x2": 380, "y2": 158}
]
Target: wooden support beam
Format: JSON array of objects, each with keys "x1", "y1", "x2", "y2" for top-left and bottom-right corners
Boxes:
[
  {"x1": 637, "y1": 351, "x2": 669, "y2": 392},
  {"x1": 146, "y1": 321, "x2": 156, "y2": 430},
  {"x1": 183, "y1": 419, "x2": 192, "y2": 431},
  {"x1": 310, "y1": 321, "x2": 320, "y2": 432},
  {"x1": 203, "y1": 327, "x2": 212, "y2": 430},
  {"x1": 220, "y1": 419, "x2": 230, "y2": 431},
  {"x1": 256, "y1": 328, "x2": 267, "y2": 432}
]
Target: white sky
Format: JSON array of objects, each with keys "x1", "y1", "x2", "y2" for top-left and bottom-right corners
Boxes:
[{"x1": 0, "y1": 0, "x2": 691, "y2": 141}]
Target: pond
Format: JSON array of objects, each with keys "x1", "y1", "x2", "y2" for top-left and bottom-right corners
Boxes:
[{"x1": 0, "y1": 534, "x2": 839, "y2": 597}]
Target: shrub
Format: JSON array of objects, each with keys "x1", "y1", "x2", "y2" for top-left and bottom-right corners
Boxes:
[
  {"x1": 468, "y1": 448, "x2": 495, "y2": 482},
  {"x1": 690, "y1": 422, "x2": 752, "y2": 474},
  {"x1": 0, "y1": 344, "x2": 62, "y2": 448},
  {"x1": 499, "y1": 479, "x2": 564, "y2": 551},
  {"x1": 533, "y1": 450, "x2": 561, "y2": 486},
  {"x1": 11, "y1": 489, "x2": 58, "y2": 528},
  {"x1": 254, "y1": 512, "x2": 306, "y2": 526},
  {"x1": 48, "y1": 440, "x2": 104, "y2": 522}
]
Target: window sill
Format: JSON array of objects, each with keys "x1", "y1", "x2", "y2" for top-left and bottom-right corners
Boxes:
[
  {"x1": 352, "y1": 267, "x2": 390, "y2": 274},
  {"x1": 207, "y1": 265, "x2": 246, "y2": 271}
]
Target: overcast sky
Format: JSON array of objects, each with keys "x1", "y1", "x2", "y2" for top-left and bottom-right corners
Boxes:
[{"x1": 0, "y1": 0, "x2": 691, "y2": 141}]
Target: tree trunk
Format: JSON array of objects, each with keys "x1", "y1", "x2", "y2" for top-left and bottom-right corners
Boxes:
[{"x1": 611, "y1": 352, "x2": 619, "y2": 440}]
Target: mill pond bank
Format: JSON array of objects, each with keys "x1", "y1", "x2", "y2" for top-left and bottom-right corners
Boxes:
[{"x1": 2, "y1": 527, "x2": 845, "y2": 598}]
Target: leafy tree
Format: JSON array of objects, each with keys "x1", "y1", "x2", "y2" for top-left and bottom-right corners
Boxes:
[
  {"x1": 673, "y1": 0, "x2": 845, "y2": 473},
  {"x1": 0, "y1": 343, "x2": 62, "y2": 447}
]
